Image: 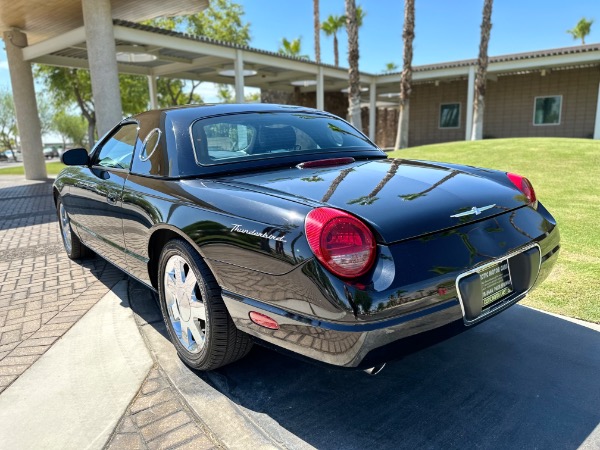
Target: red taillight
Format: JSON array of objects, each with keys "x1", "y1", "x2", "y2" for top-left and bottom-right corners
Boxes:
[
  {"x1": 507, "y1": 172, "x2": 537, "y2": 205},
  {"x1": 249, "y1": 311, "x2": 279, "y2": 330},
  {"x1": 305, "y1": 207, "x2": 376, "y2": 278}
]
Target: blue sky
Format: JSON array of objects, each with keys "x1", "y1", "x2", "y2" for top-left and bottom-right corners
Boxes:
[{"x1": 1, "y1": 0, "x2": 598, "y2": 98}]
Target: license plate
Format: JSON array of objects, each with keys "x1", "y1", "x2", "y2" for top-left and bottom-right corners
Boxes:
[{"x1": 479, "y1": 260, "x2": 513, "y2": 307}]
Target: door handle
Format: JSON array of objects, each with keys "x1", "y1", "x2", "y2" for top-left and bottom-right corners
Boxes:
[{"x1": 107, "y1": 192, "x2": 118, "y2": 205}]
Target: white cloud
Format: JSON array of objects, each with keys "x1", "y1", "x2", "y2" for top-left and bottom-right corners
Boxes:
[{"x1": 0, "y1": 61, "x2": 9, "y2": 70}]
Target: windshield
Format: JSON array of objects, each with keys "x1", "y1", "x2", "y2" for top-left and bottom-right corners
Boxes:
[{"x1": 190, "y1": 112, "x2": 377, "y2": 166}]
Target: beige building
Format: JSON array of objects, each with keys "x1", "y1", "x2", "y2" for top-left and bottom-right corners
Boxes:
[{"x1": 374, "y1": 45, "x2": 600, "y2": 148}]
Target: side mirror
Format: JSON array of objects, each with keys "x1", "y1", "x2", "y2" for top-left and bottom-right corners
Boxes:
[{"x1": 61, "y1": 148, "x2": 89, "y2": 166}]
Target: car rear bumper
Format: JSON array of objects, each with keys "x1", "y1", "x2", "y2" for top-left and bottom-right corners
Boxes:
[{"x1": 222, "y1": 225, "x2": 560, "y2": 369}]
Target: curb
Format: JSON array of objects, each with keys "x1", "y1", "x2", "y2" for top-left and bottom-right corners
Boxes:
[
  {"x1": 127, "y1": 280, "x2": 314, "y2": 450},
  {"x1": 0, "y1": 280, "x2": 153, "y2": 450}
]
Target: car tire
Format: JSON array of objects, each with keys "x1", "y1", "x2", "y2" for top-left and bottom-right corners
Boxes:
[
  {"x1": 158, "y1": 239, "x2": 253, "y2": 371},
  {"x1": 57, "y1": 197, "x2": 88, "y2": 259}
]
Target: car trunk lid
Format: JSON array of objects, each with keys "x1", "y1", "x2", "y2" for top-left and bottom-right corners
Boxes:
[{"x1": 218, "y1": 159, "x2": 529, "y2": 244}]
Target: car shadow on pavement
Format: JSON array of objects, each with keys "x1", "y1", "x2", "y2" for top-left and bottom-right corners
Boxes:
[
  {"x1": 208, "y1": 306, "x2": 600, "y2": 449},
  {"x1": 0, "y1": 180, "x2": 58, "y2": 231},
  {"x1": 128, "y1": 279, "x2": 600, "y2": 449}
]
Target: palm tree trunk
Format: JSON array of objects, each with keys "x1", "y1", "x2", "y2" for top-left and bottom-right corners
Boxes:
[
  {"x1": 333, "y1": 34, "x2": 339, "y2": 67},
  {"x1": 345, "y1": 0, "x2": 362, "y2": 131},
  {"x1": 395, "y1": 0, "x2": 415, "y2": 150},
  {"x1": 314, "y1": 0, "x2": 321, "y2": 63},
  {"x1": 471, "y1": 0, "x2": 493, "y2": 141},
  {"x1": 322, "y1": 167, "x2": 354, "y2": 203}
]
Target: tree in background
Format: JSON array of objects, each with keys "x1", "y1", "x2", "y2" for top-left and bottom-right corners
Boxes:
[
  {"x1": 144, "y1": 0, "x2": 250, "y2": 107},
  {"x1": 216, "y1": 84, "x2": 235, "y2": 103},
  {"x1": 157, "y1": 78, "x2": 202, "y2": 106},
  {"x1": 383, "y1": 62, "x2": 399, "y2": 73},
  {"x1": 394, "y1": 0, "x2": 415, "y2": 149},
  {"x1": 321, "y1": 15, "x2": 346, "y2": 67},
  {"x1": 186, "y1": 0, "x2": 250, "y2": 45},
  {"x1": 34, "y1": 67, "x2": 96, "y2": 146},
  {"x1": 0, "y1": 88, "x2": 18, "y2": 158},
  {"x1": 471, "y1": 0, "x2": 494, "y2": 141},
  {"x1": 35, "y1": 67, "x2": 150, "y2": 146},
  {"x1": 245, "y1": 91, "x2": 261, "y2": 103},
  {"x1": 345, "y1": 0, "x2": 362, "y2": 130},
  {"x1": 36, "y1": 93, "x2": 56, "y2": 138},
  {"x1": 278, "y1": 37, "x2": 309, "y2": 59},
  {"x1": 216, "y1": 85, "x2": 260, "y2": 103},
  {"x1": 355, "y1": 6, "x2": 366, "y2": 27},
  {"x1": 567, "y1": 18, "x2": 594, "y2": 45},
  {"x1": 314, "y1": 0, "x2": 321, "y2": 62},
  {"x1": 52, "y1": 111, "x2": 88, "y2": 149}
]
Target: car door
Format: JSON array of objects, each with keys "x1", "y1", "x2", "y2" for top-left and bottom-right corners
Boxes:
[{"x1": 69, "y1": 121, "x2": 139, "y2": 269}]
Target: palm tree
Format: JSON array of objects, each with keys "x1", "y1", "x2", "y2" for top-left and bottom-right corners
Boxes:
[
  {"x1": 383, "y1": 62, "x2": 399, "y2": 73},
  {"x1": 567, "y1": 18, "x2": 594, "y2": 45},
  {"x1": 345, "y1": 0, "x2": 362, "y2": 131},
  {"x1": 321, "y1": 15, "x2": 345, "y2": 67},
  {"x1": 471, "y1": 0, "x2": 493, "y2": 141},
  {"x1": 278, "y1": 37, "x2": 309, "y2": 59},
  {"x1": 394, "y1": 0, "x2": 415, "y2": 149},
  {"x1": 355, "y1": 5, "x2": 366, "y2": 27},
  {"x1": 314, "y1": 0, "x2": 321, "y2": 63}
]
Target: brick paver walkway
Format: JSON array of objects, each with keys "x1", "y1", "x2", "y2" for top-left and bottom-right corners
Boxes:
[
  {"x1": 0, "y1": 177, "x2": 125, "y2": 393},
  {"x1": 106, "y1": 364, "x2": 222, "y2": 450},
  {"x1": 0, "y1": 176, "x2": 222, "y2": 449}
]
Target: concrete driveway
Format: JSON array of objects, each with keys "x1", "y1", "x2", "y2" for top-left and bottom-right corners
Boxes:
[{"x1": 189, "y1": 304, "x2": 600, "y2": 449}]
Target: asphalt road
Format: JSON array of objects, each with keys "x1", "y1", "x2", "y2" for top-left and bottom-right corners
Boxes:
[{"x1": 134, "y1": 284, "x2": 600, "y2": 449}]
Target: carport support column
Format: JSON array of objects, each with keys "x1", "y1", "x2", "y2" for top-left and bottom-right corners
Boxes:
[
  {"x1": 369, "y1": 80, "x2": 377, "y2": 141},
  {"x1": 316, "y1": 67, "x2": 324, "y2": 110},
  {"x1": 594, "y1": 80, "x2": 600, "y2": 139},
  {"x1": 82, "y1": 0, "x2": 122, "y2": 136},
  {"x1": 2, "y1": 29, "x2": 47, "y2": 180},
  {"x1": 234, "y1": 50, "x2": 245, "y2": 103},
  {"x1": 465, "y1": 66, "x2": 475, "y2": 141},
  {"x1": 148, "y1": 75, "x2": 158, "y2": 110}
]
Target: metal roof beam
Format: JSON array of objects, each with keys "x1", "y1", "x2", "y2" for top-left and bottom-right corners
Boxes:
[
  {"x1": 376, "y1": 50, "x2": 600, "y2": 85},
  {"x1": 152, "y1": 56, "x2": 225, "y2": 76},
  {"x1": 487, "y1": 51, "x2": 600, "y2": 73},
  {"x1": 33, "y1": 54, "x2": 151, "y2": 75},
  {"x1": 22, "y1": 27, "x2": 87, "y2": 61},
  {"x1": 113, "y1": 25, "x2": 237, "y2": 59}
]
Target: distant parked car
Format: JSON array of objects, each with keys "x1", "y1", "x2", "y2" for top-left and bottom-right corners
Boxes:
[
  {"x1": 2, "y1": 150, "x2": 19, "y2": 161},
  {"x1": 0, "y1": 151, "x2": 8, "y2": 162},
  {"x1": 43, "y1": 147, "x2": 59, "y2": 159}
]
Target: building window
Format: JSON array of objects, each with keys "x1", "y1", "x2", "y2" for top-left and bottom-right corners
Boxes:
[
  {"x1": 533, "y1": 95, "x2": 562, "y2": 125},
  {"x1": 440, "y1": 103, "x2": 460, "y2": 128}
]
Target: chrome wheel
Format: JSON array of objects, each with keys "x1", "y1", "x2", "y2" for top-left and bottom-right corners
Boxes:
[
  {"x1": 59, "y1": 202, "x2": 72, "y2": 254},
  {"x1": 164, "y1": 254, "x2": 206, "y2": 353}
]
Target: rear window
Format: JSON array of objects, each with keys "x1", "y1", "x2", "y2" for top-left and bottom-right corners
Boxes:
[{"x1": 190, "y1": 112, "x2": 376, "y2": 166}]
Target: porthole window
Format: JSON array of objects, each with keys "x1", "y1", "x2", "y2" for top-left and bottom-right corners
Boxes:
[{"x1": 139, "y1": 128, "x2": 161, "y2": 162}]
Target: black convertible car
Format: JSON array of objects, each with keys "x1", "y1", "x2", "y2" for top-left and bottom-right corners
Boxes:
[{"x1": 54, "y1": 104, "x2": 560, "y2": 372}]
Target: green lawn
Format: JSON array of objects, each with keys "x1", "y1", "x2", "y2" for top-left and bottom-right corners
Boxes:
[
  {"x1": 389, "y1": 138, "x2": 600, "y2": 324},
  {"x1": 0, "y1": 161, "x2": 65, "y2": 175}
]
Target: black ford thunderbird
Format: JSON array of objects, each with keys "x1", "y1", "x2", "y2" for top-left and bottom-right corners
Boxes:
[{"x1": 54, "y1": 104, "x2": 560, "y2": 372}]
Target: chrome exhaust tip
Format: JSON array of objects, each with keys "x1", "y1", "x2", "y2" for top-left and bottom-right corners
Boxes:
[{"x1": 364, "y1": 363, "x2": 386, "y2": 376}]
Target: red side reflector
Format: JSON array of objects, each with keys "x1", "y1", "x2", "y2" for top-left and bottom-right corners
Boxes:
[
  {"x1": 249, "y1": 311, "x2": 280, "y2": 330},
  {"x1": 297, "y1": 157, "x2": 355, "y2": 169}
]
